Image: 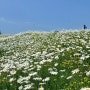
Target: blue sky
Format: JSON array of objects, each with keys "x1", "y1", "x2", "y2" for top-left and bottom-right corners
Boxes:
[{"x1": 0, "y1": 0, "x2": 90, "y2": 34}]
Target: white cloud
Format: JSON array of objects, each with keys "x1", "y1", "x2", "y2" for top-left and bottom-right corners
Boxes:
[
  {"x1": 0, "y1": 17, "x2": 16, "y2": 24},
  {"x1": 0, "y1": 17, "x2": 55, "y2": 30},
  {"x1": 0, "y1": 17, "x2": 7, "y2": 22},
  {"x1": 0, "y1": 17, "x2": 34, "y2": 25}
]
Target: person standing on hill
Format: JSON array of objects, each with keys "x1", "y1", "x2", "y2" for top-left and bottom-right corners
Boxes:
[{"x1": 83, "y1": 25, "x2": 87, "y2": 30}]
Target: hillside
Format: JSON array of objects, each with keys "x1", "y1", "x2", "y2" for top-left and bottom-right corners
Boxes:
[{"x1": 0, "y1": 30, "x2": 90, "y2": 90}]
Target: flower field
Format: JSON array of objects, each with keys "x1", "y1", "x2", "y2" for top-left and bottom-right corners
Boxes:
[{"x1": 0, "y1": 30, "x2": 90, "y2": 90}]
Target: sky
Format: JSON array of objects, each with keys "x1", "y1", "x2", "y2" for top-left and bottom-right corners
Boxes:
[{"x1": 0, "y1": 0, "x2": 90, "y2": 34}]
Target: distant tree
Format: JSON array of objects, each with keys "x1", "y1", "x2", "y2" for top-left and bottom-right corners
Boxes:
[
  {"x1": 54, "y1": 30, "x2": 59, "y2": 33},
  {"x1": 0, "y1": 30, "x2": 2, "y2": 34}
]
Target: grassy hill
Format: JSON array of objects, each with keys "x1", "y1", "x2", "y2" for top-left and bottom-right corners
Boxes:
[{"x1": 0, "y1": 30, "x2": 90, "y2": 90}]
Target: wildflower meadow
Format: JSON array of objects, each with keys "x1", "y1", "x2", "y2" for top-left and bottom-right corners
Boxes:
[{"x1": 0, "y1": 30, "x2": 90, "y2": 90}]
